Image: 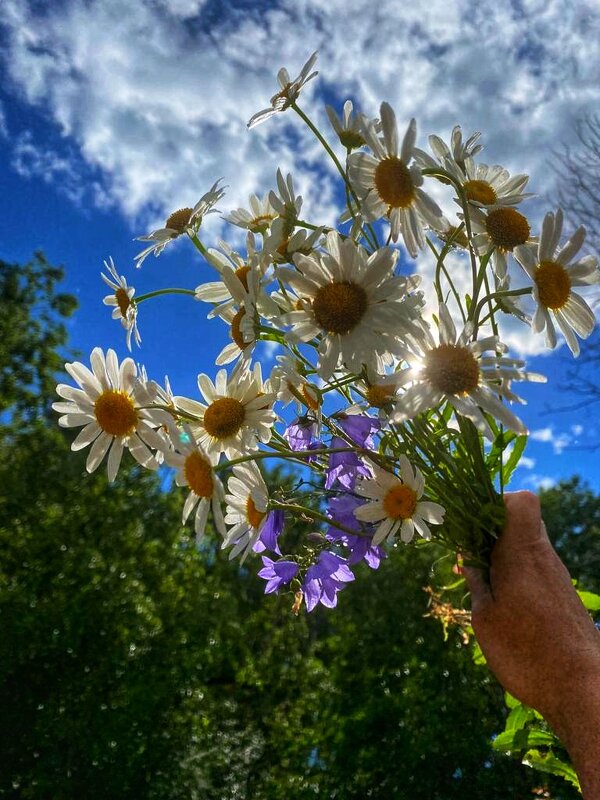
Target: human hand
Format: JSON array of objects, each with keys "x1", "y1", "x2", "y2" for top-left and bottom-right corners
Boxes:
[{"x1": 464, "y1": 491, "x2": 600, "y2": 798}]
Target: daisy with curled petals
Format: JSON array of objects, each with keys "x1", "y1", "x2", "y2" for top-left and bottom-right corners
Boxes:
[
  {"x1": 264, "y1": 218, "x2": 324, "y2": 265},
  {"x1": 212, "y1": 290, "x2": 258, "y2": 366},
  {"x1": 225, "y1": 193, "x2": 278, "y2": 235},
  {"x1": 247, "y1": 51, "x2": 318, "y2": 129},
  {"x1": 222, "y1": 461, "x2": 284, "y2": 563},
  {"x1": 427, "y1": 125, "x2": 483, "y2": 169},
  {"x1": 272, "y1": 354, "x2": 321, "y2": 417},
  {"x1": 174, "y1": 363, "x2": 277, "y2": 460},
  {"x1": 278, "y1": 230, "x2": 424, "y2": 379},
  {"x1": 514, "y1": 209, "x2": 600, "y2": 356},
  {"x1": 134, "y1": 179, "x2": 225, "y2": 268},
  {"x1": 164, "y1": 424, "x2": 225, "y2": 542},
  {"x1": 53, "y1": 348, "x2": 169, "y2": 481},
  {"x1": 348, "y1": 102, "x2": 443, "y2": 257},
  {"x1": 445, "y1": 160, "x2": 531, "y2": 209},
  {"x1": 101, "y1": 257, "x2": 141, "y2": 350},
  {"x1": 354, "y1": 457, "x2": 445, "y2": 545},
  {"x1": 390, "y1": 303, "x2": 545, "y2": 439}
]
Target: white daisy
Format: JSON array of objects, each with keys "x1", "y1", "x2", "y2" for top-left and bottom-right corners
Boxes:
[
  {"x1": 174, "y1": 363, "x2": 277, "y2": 459},
  {"x1": 348, "y1": 102, "x2": 443, "y2": 257},
  {"x1": 247, "y1": 51, "x2": 318, "y2": 129},
  {"x1": 468, "y1": 203, "x2": 532, "y2": 278},
  {"x1": 447, "y1": 159, "x2": 531, "y2": 209},
  {"x1": 225, "y1": 193, "x2": 278, "y2": 235},
  {"x1": 514, "y1": 209, "x2": 600, "y2": 356},
  {"x1": 426, "y1": 126, "x2": 484, "y2": 169},
  {"x1": 326, "y1": 100, "x2": 366, "y2": 150},
  {"x1": 222, "y1": 461, "x2": 270, "y2": 562},
  {"x1": 53, "y1": 348, "x2": 169, "y2": 481},
  {"x1": 212, "y1": 288, "x2": 258, "y2": 367},
  {"x1": 196, "y1": 234, "x2": 277, "y2": 320},
  {"x1": 164, "y1": 424, "x2": 225, "y2": 542},
  {"x1": 354, "y1": 457, "x2": 445, "y2": 545},
  {"x1": 350, "y1": 364, "x2": 409, "y2": 418},
  {"x1": 390, "y1": 303, "x2": 545, "y2": 439},
  {"x1": 101, "y1": 257, "x2": 141, "y2": 350},
  {"x1": 263, "y1": 218, "x2": 324, "y2": 265},
  {"x1": 134, "y1": 179, "x2": 225, "y2": 268},
  {"x1": 278, "y1": 230, "x2": 424, "y2": 379}
]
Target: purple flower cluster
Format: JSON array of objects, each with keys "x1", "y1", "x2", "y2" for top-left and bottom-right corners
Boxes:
[{"x1": 257, "y1": 414, "x2": 384, "y2": 613}]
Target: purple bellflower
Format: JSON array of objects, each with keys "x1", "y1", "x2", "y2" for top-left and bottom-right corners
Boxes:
[
  {"x1": 326, "y1": 494, "x2": 386, "y2": 569},
  {"x1": 302, "y1": 551, "x2": 355, "y2": 612},
  {"x1": 258, "y1": 556, "x2": 299, "y2": 594}
]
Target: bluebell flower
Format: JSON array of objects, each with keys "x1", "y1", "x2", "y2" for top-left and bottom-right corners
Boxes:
[{"x1": 302, "y1": 551, "x2": 355, "y2": 612}]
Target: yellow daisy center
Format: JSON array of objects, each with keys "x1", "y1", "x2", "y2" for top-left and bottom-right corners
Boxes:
[
  {"x1": 485, "y1": 208, "x2": 530, "y2": 251},
  {"x1": 423, "y1": 344, "x2": 480, "y2": 395},
  {"x1": 165, "y1": 207, "x2": 193, "y2": 234},
  {"x1": 249, "y1": 213, "x2": 276, "y2": 234},
  {"x1": 94, "y1": 390, "x2": 138, "y2": 437},
  {"x1": 374, "y1": 157, "x2": 415, "y2": 209},
  {"x1": 463, "y1": 179, "x2": 497, "y2": 206},
  {"x1": 234, "y1": 265, "x2": 251, "y2": 291},
  {"x1": 246, "y1": 496, "x2": 266, "y2": 529},
  {"x1": 203, "y1": 397, "x2": 245, "y2": 440},
  {"x1": 301, "y1": 383, "x2": 321, "y2": 411},
  {"x1": 366, "y1": 384, "x2": 395, "y2": 408},
  {"x1": 231, "y1": 309, "x2": 248, "y2": 350},
  {"x1": 115, "y1": 287, "x2": 132, "y2": 317},
  {"x1": 383, "y1": 484, "x2": 418, "y2": 520},
  {"x1": 535, "y1": 260, "x2": 571, "y2": 310},
  {"x1": 312, "y1": 281, "x2": 368, "y2": 335},
  {"x1": 184, "y1": 451, "x2": 214, "y2": 498}
]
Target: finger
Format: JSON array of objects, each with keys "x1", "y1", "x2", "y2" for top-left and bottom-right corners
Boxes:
[{"x1": 463, "y1": 565, "x2": 492, "y2": 613}]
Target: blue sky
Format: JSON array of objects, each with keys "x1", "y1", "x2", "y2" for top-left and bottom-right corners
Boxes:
[{"x1": 1, "y1": 0, "x2": 599, "y2": 492}]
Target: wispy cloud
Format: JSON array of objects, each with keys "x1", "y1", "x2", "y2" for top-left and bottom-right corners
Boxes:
[
  {"x1": 1, "y1": 0, "x2": 599, "y2": 356},
  {"x1": 530, "y1": 425, "x2": 576, "y2": 454}
]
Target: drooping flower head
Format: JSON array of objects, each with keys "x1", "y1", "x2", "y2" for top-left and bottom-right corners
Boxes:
[
  {"x1": 247, "y1": 52, "x2": 318, "y2": 129},
  {"x1": 134, "y1": 179, "x2": 225, "y2": 268},
  {"x1": 101, "y1": 257, "x2": 141, "y2": 350}
]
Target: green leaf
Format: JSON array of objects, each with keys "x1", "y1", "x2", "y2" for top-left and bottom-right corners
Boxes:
[
  {"x1": 523, "y1": 750, "x2": 581, "y2": 791},
  {"x1": 492, "y1": 728, "x2": 556, "y2": 752},
  {"x1": 577, "y1": 589, "x2": 600, "y2": 612},
  {"x1": 505, "y1": 704, "x2": 536, "y2": 731},
  {"x1": 502, "y1": 435, "x2": 528, "y2": 487}
]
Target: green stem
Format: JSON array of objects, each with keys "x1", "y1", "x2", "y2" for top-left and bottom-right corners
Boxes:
[
  {"x1": 472, "y1": 287, "x2": 531, "y2": 328},
  {"x1": 190, "y1": 234, "x2": 209, "y2": 259},
  {"x1": 136, "y1": 288, "x2": 197, "y2": 303},
  {"x1": 215, "y1": 446, "x2": 372, "y2": 472},
  {"x1": 270, "y1": 501, "x2": 370, "y2": 539}
]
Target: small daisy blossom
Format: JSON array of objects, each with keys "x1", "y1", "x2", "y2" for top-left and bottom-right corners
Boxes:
[
  {"x1": 222, "y1": 461, "x2": 282, "y2": 563},
  {"x1": 264, "y1": 218, "x2": 324, "y2": 265},
  {"x1": 212, "y1": 282, "x2": 259, "y2": 366},
  {"x1": 354, "y1": 457, "x2": 445, "y2": 545},
  {"x1": 247, "y1": 51, "x2": 318, "y2": 129},
  {"x1": 446, "y1": 159, "x2": 531, "y2": 209},
  {"x1": 163, "y1": 424, "x2": 225, "y2": 542},
  {"x1": 53, "y1": 348, "x2": 169, "y2": 481},
  {"x1": 101, "y1": 257, "x2": 141, "y2": 350},
  {"x1": 225, "y1": 193, "x2": 278, "y2": 235},
  {"x1": 348, "y1": 102, "x2": 443, "y2": 257},
  {"x1": 468, "y1": 203, "x2": 532, "y2": 279},
  {"x1": 326, "y1": 100, "x2": 366, "y2": 150},
  {"x1": 134, "y1": 179, "x2": 225, "y2": 268},
  {"x1": 390, "y1": 303, "x2": 545, "y2": 439},
  {"x1": 427, "y1": 126, "x2": 483, "y2": 169},
  {"x1": 272, "y1": 354, "x2": 321, "y2": 416},
  {"x1": 348, "y1": 364, "x2": 408, "y2": 417},
  {"x1": 514, "y1": 208, "x2": 600, "y2": 356},
  {"x1": 174, "y1": 363, "x2": 277, "y2": 459},
  {"x1": 278, "y1": 230, "x2": 424, "y2": 379}
]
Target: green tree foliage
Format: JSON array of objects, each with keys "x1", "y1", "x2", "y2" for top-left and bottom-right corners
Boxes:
[
  {"x1": 541, "y1": 476, "x2": 600, "y2": 592},
  {"x1": 0, "y1": 253, "x2": 588, "y2": 798},
  {"x1": 0, "y1": 251, "x2": 77, "y2": 420}
]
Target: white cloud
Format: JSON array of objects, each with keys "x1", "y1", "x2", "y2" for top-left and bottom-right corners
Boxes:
[
  {"x1": 517, "y1": 455, "x2": 536, "y2": 470},
  {"x1": 530, "y1": 425, "x2": 573, "y2": 454},
  {"x1": 523, "y1": 473, "x2": 556, "y2": 491},
  {"x1": 1, "y1": 0, "x2": 600, "y2": 356}
]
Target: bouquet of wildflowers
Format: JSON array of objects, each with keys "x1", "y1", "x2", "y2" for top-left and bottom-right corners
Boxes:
[{"x1": 54, "y1": 52, "x2": 600, "y2": 613}]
